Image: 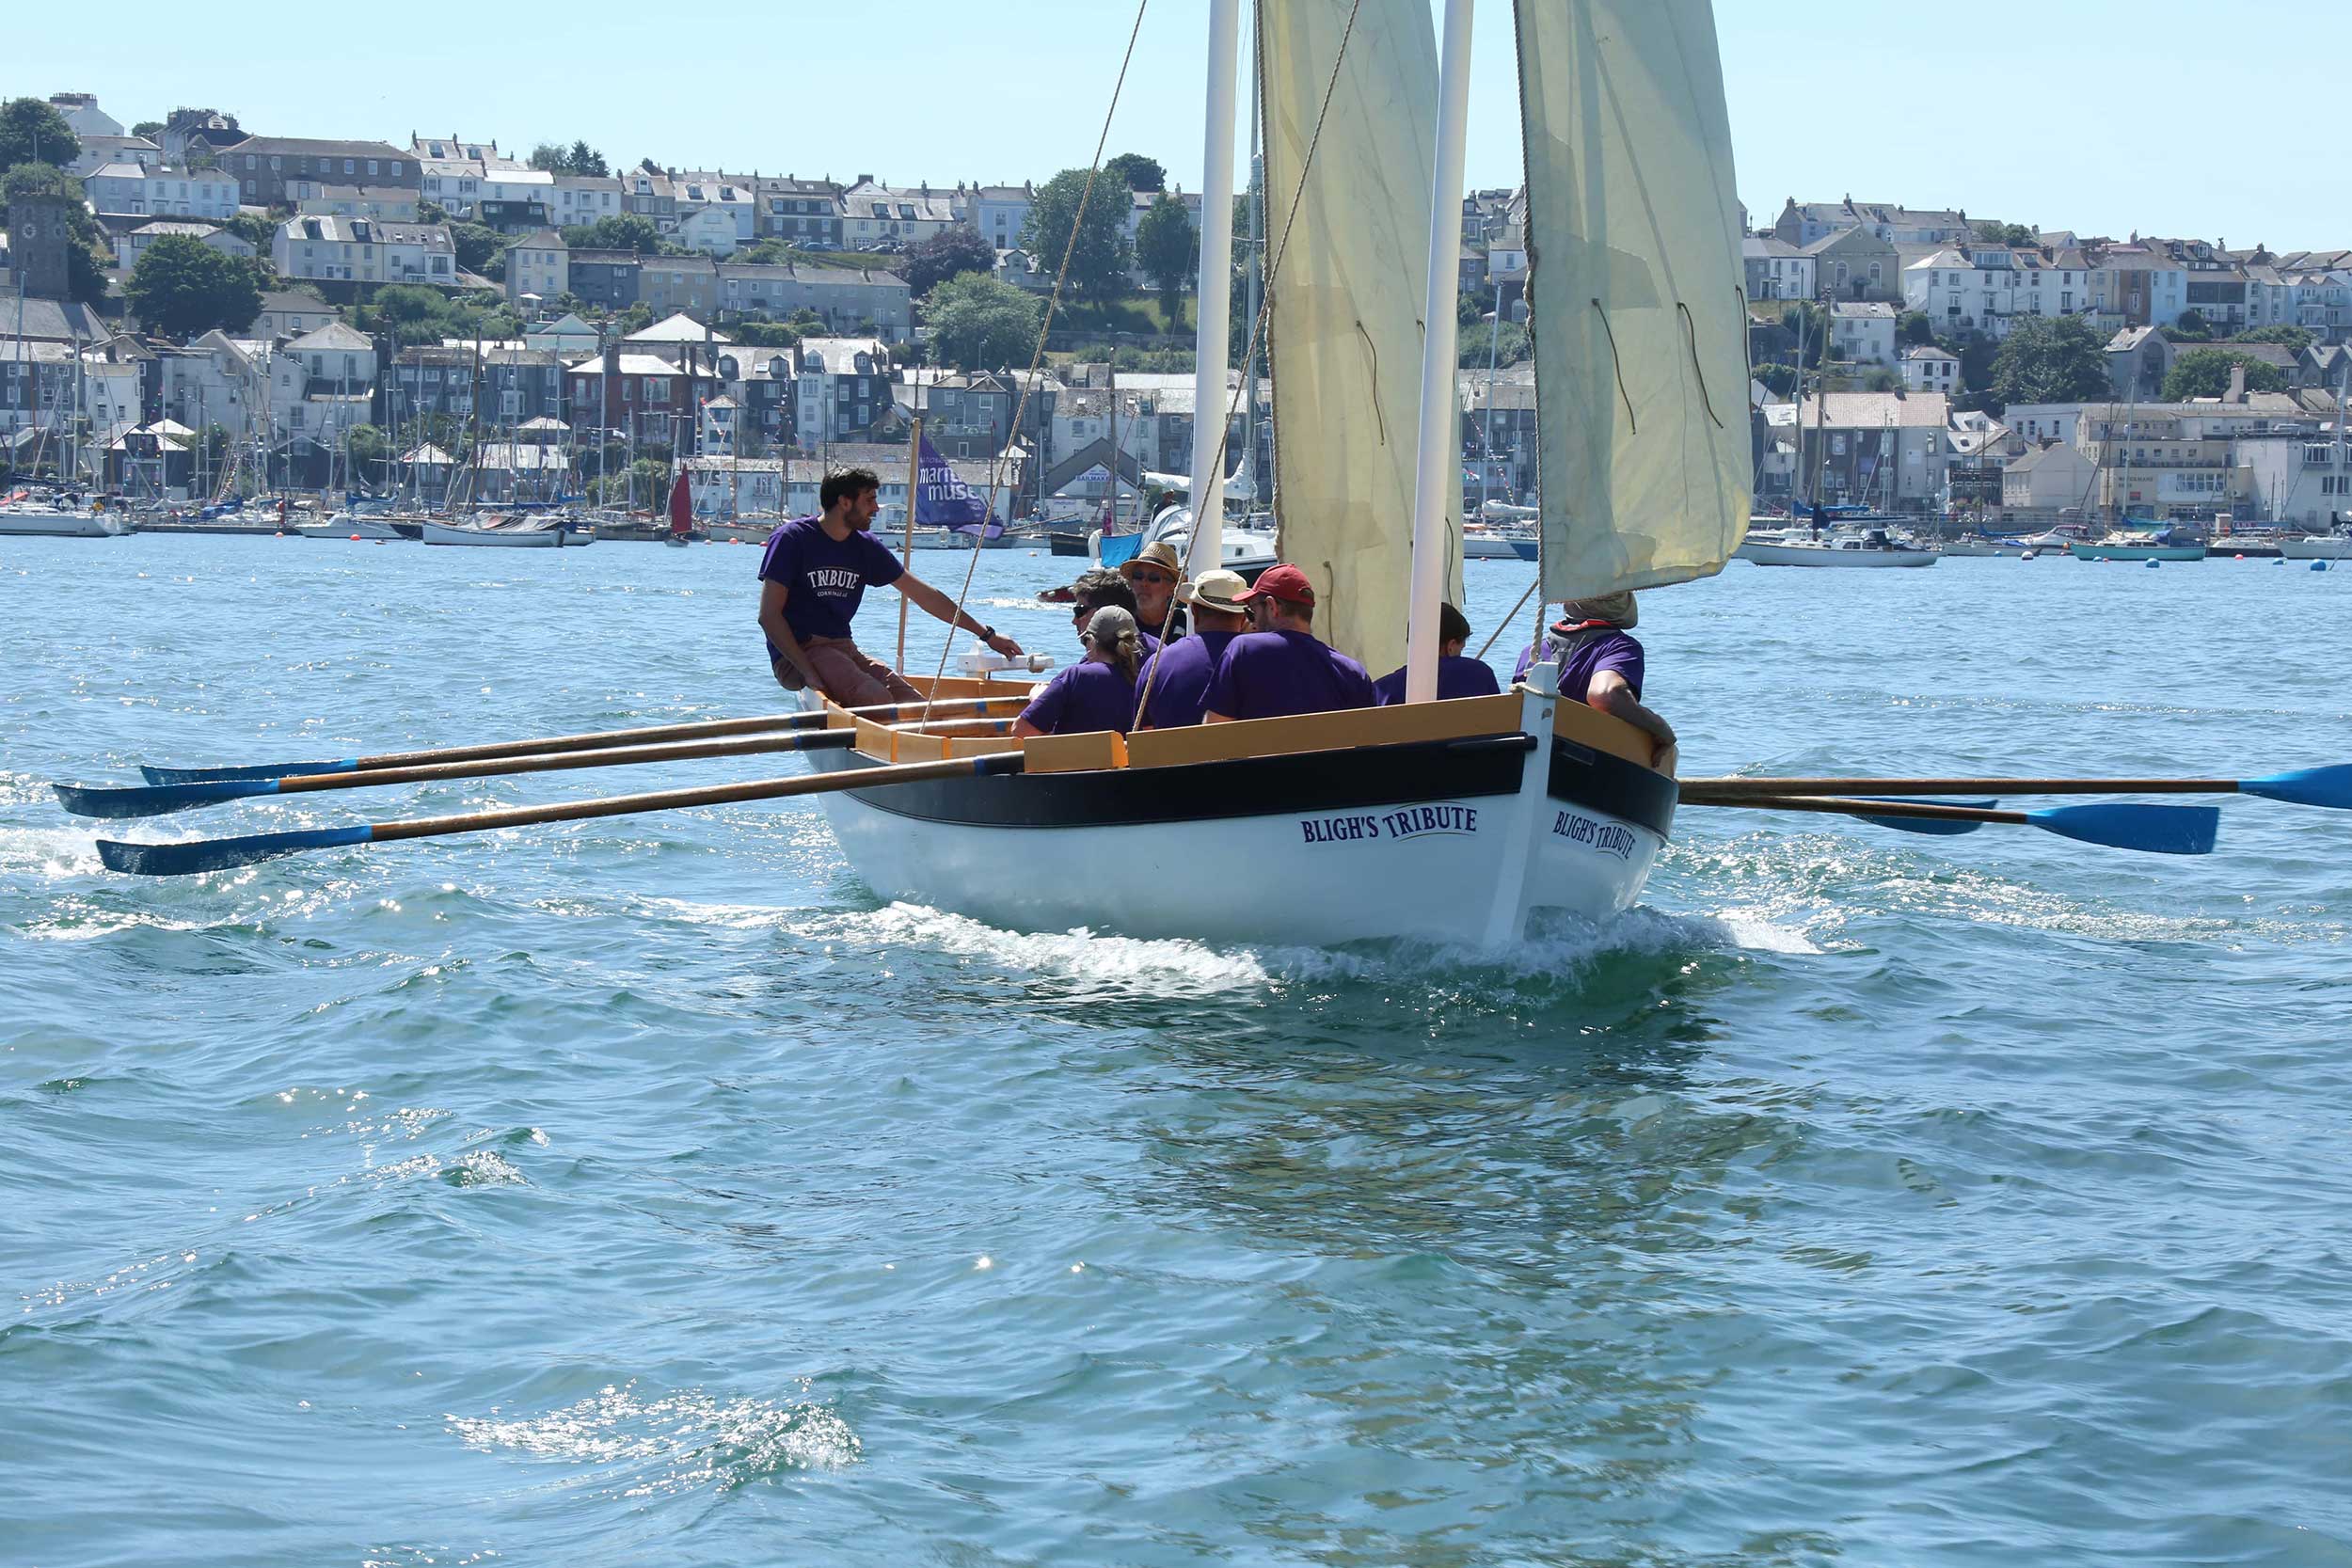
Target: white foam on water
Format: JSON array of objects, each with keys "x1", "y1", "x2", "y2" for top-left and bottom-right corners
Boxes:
[
  {"x1": 447, "y1": 1379, "x2": 861, "y2": 1494},
  {"x1": 821, "y1": 901, "x2": 1327, "y2": 992},
  {"x1": 0, "y1": 826, "x2": 104, "y2": 881}
]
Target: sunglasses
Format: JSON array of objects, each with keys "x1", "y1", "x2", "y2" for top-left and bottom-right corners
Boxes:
[{"x1": 1130, "y1": 571, "x2": 1174, "y2": 586}]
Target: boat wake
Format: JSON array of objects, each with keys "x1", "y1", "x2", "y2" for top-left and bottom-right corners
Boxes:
[{"x1": 446, "y1": 1378, "x2": 861, "y2": 1496}]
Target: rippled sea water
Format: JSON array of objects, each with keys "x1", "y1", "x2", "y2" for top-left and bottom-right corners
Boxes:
[{"x1": 4, "y1": 534, "x2": 2348, "y2": 1567}]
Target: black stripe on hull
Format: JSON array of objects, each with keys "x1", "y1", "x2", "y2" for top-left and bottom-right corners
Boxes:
[{"x1": 838, "y1": 731, "x2": 1677, "y2": 838}]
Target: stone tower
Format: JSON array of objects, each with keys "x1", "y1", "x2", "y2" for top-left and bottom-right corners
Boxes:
[{"x1": 6, "y1": 194, "x2": 73, "y2": 300}]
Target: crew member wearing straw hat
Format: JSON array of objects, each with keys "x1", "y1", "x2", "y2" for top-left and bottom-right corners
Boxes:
[
  {"x1": 1202, "y1": 563, "x2": 1375, "y2": 722},
  {"x1": 1515, "y1": 592, "x2": 1676, "y2": 764},
  {"x1": 1118, "y1": 540, "x2": 1189, "y2": 643},
  {"x1": 1132, "y1": 567, "x2": 1252, "y2": 730}
]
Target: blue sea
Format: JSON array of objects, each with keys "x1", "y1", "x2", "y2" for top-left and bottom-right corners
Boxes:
[{"x1": 4, "y1": 533, "x2": 2348, "y2": 1567}]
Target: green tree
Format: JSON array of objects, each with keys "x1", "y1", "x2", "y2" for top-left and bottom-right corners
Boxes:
[
  {"x1": 566, "y1": 141, "x2": 608, "y2": 178},
  {"x1": 1458, "y1": 319, "x2": 1529, "y2": 369},
  {"x1": 733, "y1": 320, "x2": 805, "y2": 348},
  {"x1": 124, "y1": 235, "x2": 264, "y2": 339},
  {"x1": 131, "y1": 119, "x2": 166, "y2": 139},
  {"x1": 1457, "y1": 292, "x2": 1485, "y2": 330},
  {"x1": 2232, "y1": 325, "x2": 2313, "y2": 352},
  {"x1": 343, "y1": 423, "x2": 389, "y2": 484},
  {"x1": 2162, "y1": 348, "x2": 2288, "y2": 402},
  {"x1": 561, "y1": 213, "x2": 662, "y2": 255},
  {"x1": 222, "y1": 210, "x2": 279, "y2": 251},
  {"x1": 528, "y1": 142, "x2": 567, "y2": 173},
  {"x1": 1134, "y1": 192, "x2": 1195, "y2": 332},
  {"x1": 1018, "y1": 167, "x2": 1131, "y2": 299},
  {"x1": 1988, "y1": 315, "x2": 2112, "y2": 407},
  {"x1": 1974, "y1": 221, "x2": 2037, "y2": 246},
  {"x1": 1898, "y1": 309, "x2": 1935, "y2": 346},
  {"x1": 924, "y1": 272, "x2": 1046, "y2": 371},
  {"x1": 0, "y1": 98, "x2": 79, "y2": 172},
  {"x1": 1104, "y1": 152, "x2": 1166, "y2": 193},
  {"x1": 447, "y1": 222, "x2": 506, "y2": 275},
  {"x1": 2165, "y1": 309, "x2": 2214, "y2": 343},
  {"x1": 904, "y1": 225, "x2": 997, "y2": 298}
]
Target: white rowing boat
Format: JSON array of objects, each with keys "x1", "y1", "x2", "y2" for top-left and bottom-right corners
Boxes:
[
  {"x1": 798, "y1": 673, "x2": 1669, "y2": 945},
  {"x1": 0, "y1": 501, "x2": 129, "y2": 538}
]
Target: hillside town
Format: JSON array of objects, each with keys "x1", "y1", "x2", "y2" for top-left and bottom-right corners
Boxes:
[{"x1": 5, "y1": 91, "x2": 2350, "y2": 535}]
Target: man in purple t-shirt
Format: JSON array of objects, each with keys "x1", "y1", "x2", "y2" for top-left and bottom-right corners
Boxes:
[
  {"x1": 1514, "y1": 592, "x2": 1676, "y2": 765},
  {"x1": 757, "y1": 467, "x2": 1024, "y2": 707},
  {"x1": 1201, "y1": 563, "x2": 1376, "y2": 722},
  {"x1": 1373, "y1": 601, "x2": 1504, "y2": 705},
  {"x1": 1133, "y1": 568, "x2": 1252, "y2": 729}
]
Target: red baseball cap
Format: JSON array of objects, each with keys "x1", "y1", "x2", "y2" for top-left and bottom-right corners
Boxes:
[{"x1": 1234, "y1": 562, "x2": 1315, "y2": 606}]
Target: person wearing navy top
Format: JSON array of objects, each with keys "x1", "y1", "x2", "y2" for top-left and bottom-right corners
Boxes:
[
  {"x1": 1373, "y1": 601, "x2": 1503, "y2": 705},
  {"x1": 1015, "y1": 606, "x2": 1143, "y2": 736},
  {"x1": 1132, "y1": 567, "x2": 1253, "y2": 729},
  {"x1": 1054, "y1": 566, "x2": 1163, "y2": 661},
  {"x1": 1512, "y1": 591, "x2": 1676, "y2": 766},
  {"x1": 756, "y1": 467, "x2": 1024, "y2": 708},
  {"x1": 1202, "y1": 563, "x2": 1376, "y2": 722}
]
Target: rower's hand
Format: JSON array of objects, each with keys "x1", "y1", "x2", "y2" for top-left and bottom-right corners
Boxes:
[{"x1": 986, "y1": 632, "x2": 1025, "y2": 658}]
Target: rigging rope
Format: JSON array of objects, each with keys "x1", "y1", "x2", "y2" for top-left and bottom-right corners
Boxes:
[{"x1": 916, "y1": 0, "x2": 1153, "y2": 728}]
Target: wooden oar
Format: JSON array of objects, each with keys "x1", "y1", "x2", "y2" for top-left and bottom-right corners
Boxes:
[
  {"x1": 1679, "y1": 765, "x2": 2352, "y2": 811},
  {"x1": 1681, "y1": 793, "x2": 2219, "y2": 855},
  {"x1": 59, "y1": 729, "x2": 875, "y2": 820},
  {"x1": 137, "y1": 695, "x2": 1033, "y2": 785},
  {"x1": 97, "y1": 751, "x2": 1028, "y2": 878}
]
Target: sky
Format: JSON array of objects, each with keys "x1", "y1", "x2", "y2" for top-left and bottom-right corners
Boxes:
[{"x1": 12, "y1": 1, "x2": 2346, "y2": 249}]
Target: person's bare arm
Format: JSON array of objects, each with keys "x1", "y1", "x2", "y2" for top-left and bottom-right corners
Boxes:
[
  {"x1": 1203, "y1": 711, "x2": 1235, "y2": 724},
  {"x1": 1011, "y1": 717, "x2": 1046, "y2": 738},
  {"x1": 757, "y1": 579, "x2": 826, "y2": 692},
  {"x1": 894, "y1": 570, "x2": 1024, "y2": 657},
  {"x1": 1586, "y1": 669, "x2": 1677, "y2": 767}
]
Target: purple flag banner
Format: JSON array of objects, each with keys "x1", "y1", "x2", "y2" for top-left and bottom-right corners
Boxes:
[{"x1": 915, "y1": 434, "x2": 1004, "y2": 538}]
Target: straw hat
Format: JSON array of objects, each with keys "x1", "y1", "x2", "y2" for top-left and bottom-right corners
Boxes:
[
  {"x1": 1118, "y1": 540, "x2": 1184, "y2": 583},
  {"x1": 1176, "y1": 567, "x2": 1250, "y2": 616}
]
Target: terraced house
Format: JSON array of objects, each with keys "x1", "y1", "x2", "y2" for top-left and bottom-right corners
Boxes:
[
  {"x1": 273, "y1": 216, "x2": 456, "y2": 288},
  {"x1": 221, "y1": 136, "x2": 420, "y2": 208}
]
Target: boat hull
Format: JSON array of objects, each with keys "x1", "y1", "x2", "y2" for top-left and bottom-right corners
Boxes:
[
  {"x1": 421, "y1": 520, "x2": 587, "y2": 547},
  {"x1": 797, "y1": 688, "x2": 1669, "y2": 945},
  {"x1": 2280, "y1": 536, "x2": 2352, "y2": 561},
  {"x1": 0, "y1": 509, "x2": 127, "y2": 538},
  {"x1": 297, "y1": 515, "x2": 405, "y2": 540},
  {"x1": 2066, "y1": 543, "x2": 2203, "y2": 562},
  {"x1": 1738, "y1": 540, "x2": 1935, "y2": 567}
]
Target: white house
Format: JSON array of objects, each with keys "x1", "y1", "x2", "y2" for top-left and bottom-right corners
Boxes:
[
  {"x1": 49, "y1": 92, "x2": 121, "y2": 139},
  {"x1": 115, "y1": 222, "x2": 256, "y2": 273},
  {"x1": 1742, "y1": 237, "x2": 1815, "y2": 302},
  {"x1": 525, "y1": 311, "x2": 600, "y2": 358},
  {"x1": 793, "y1": 336, "x2": 893, "y2": 443},
  {"x1": 667, "y1": 205, "x2": 742, "y2": 257},
  {"x1": 504, "y1": 230, "x2": 569, "y2": 306},
  {"x1": 1830, "y1": 301, "x2": 1898, "y2": 367},
  {"x1": 669, "y1": 174, "x2": 755, "y2": 242},
  {"x1": 549, "y1": 176, "x2": 623, "y2": 228},
  {"x1": 2000, "y1": 440, "x2": 2097, "y2": 512},
  {"x1": 298, "y1": 186, "x2": 422, "y2": 222},
  {"x1": 972, "y1": 183, "x2": 1033, "y2": 252},
  {"x1": 839, "y1": 180, "x2": 962, "y2": 249},
  {"x1": 274, "y1": 216, "x2": 456, "y2": 287},
  {"x1": 83, "y1": 162, "x2": 241, "y2": 220},
  {"x1": 1901, "y1": 343, "x2": 1959, "y2": 394}
]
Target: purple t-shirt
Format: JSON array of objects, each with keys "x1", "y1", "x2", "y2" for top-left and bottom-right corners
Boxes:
[
  {"x1": 1514, "y1": 626, "x2": 1645, "y2": 701},
  {"x1": 1132, "y1": 630, "x2": 1239, "y2": 729},
  {"x1": 1203, "y1": 629, "x2": 1376, "y2": 721},
  {"x1": 1372, "y1": 654, "x2": 1504, "y2": 706},
  {"x1": 1019, "y1": 658, "x2": 1137, "y2": 736},
  {"x1": 757, "y1": 515, "x2": 904, "y2": 648}
]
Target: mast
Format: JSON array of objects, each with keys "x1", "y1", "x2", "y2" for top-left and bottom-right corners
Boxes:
[
  {"x1": 1401, "y1": 0, "x2": 1474, "y2": 704},
  {"x1": 1242, "y1": 52, "x2": 1263, "y2": 506},
  {"x1": 1105, "y1": 354, "x2": 1119, "y2": 531},
  {"x1": 1184, "y1": 0, "x2": 1241, "y2": 576}
]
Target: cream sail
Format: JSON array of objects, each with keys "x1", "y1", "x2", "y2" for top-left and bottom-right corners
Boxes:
[
  {"x1": 1516, "y1": 0, "x2": 1751, "y2": 600},
  {"x1": 1260, "y1": 0, "x2": 1462, "y2": 675}
]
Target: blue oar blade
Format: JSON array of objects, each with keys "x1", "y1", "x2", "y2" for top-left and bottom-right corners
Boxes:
[
  {"x1": 97, "y1": 825, "x2": 374, "y2": 878},
  {"x1": 1857, "y1": 797, "x2": 1996, "y2": 836},
  {"x1": 54, "y1": 777, "x2": 278, "y2": 820},
  {"x1": 2243, "y1": 764, "x2": 2352, "y2": 812},
  {"x1": 2026, "y1": 803, "x2": 2218, "y2": 856},
  {"x1": 140, "y1": 759, "x2": 356, "y2": 785}
]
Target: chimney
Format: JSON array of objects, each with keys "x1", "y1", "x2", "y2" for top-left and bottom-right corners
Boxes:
[{"x1": 2227, "y1": 363, "x2": 2248, "y2": 404}]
